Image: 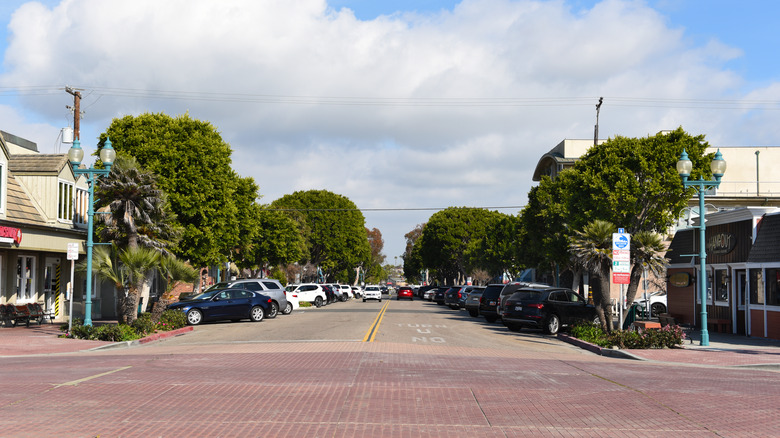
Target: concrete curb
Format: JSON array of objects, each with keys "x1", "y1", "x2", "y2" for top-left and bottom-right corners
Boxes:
[
  {"x1": 90, "y1": 326, "x2": 194, "y2": 351},
  {"x1": 557, "y1": 333, "x2": 645, "y2": 360}
]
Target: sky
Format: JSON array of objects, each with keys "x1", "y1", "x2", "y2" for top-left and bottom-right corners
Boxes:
[{"x1": 1, "y1": 0, "x2": 779, "y2": 262}]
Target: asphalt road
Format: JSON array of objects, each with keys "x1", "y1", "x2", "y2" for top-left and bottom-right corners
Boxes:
[{"x1": 1, "y1": 296, "x2": 778, "y2": 437}]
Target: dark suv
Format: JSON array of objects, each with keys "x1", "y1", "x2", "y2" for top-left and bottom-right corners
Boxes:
[
  {"x1": 207, "y1": 278, "x2": 289, "y2": 318},
  {"x1": 496, "y1": 282, "x2": 550, "y2": 316},
  {"x1": 443, "y1": 286, "x2": 466, "y2": 309},
  {"x1": 477, "y1": 284, "x2": 508, "y2": 323},
  {"x1": 501, "y1": 287, "x2": 598, "y2": 334}
]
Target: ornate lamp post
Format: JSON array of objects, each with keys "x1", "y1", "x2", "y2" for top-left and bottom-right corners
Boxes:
[
  {"x1": 676, "y1": 149, "x2": 727, "y2": 346},
  {"x1": 68, "y1": 138, "x2": 116, "y2": 326}
]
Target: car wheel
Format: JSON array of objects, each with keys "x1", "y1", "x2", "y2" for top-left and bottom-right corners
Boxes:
[
  {"x1": 544, "y1": 314, "x2": 560, "y2": 335},
  {"x1": 267, "y1": 302, "x2": 279, "y2": 319},
  {"x1": 282, "y1": 302, "x2": 293, "y2": 315},
  {"x1": 651, "y1": 303, "x2": 666, "y2": 317},
  {"x1": 314, "y1": 296, "x2": 323, "y2": 308},
  {"x1": 250, "y1": 305, "x2": 265, "y2": 322},
  {"x1": 468, "y1": 309, "x2": 479, "y2": 317},
  {"x1": 484, "y1": 315, "x2": 498, "y2": 323},
  {"x1": 363, "y1": 299, "x2": 366, "y2": 302},
  {"x1": 379, "y1": 299, "x2": 382, "y2": 302},
  {"x1": 186, "y1": 309, "x2": 202, "y2": 325}
]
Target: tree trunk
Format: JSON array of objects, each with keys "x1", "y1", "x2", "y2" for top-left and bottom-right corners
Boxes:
[
  {"x1": 624, "y1": 264, "x2": 645, "y2": 309},
  {"x1": 115, "y1": 288, "x2": 127, "y2": 325},
  {"x1": 591, "y1": 271, "x2": 613, "y2": 333},
  {"x1": 123, "y1": 288, "x2": 140, "y2": 324},
  {"x1": 150, "y1": 298, "x2": 170, "y2": 323}
]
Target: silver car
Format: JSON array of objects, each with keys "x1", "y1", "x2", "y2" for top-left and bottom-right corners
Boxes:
[{"x1": 208, "y1": 278, "x2": 290, "y2": 318}]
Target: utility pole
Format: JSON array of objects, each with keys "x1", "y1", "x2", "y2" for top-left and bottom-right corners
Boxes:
[
  {"x1": 594, "y1": 97, "x2": 603, "y2": 146},
  {"x1": 65, "y1": 86, "x2": 82, "y2": 140}
]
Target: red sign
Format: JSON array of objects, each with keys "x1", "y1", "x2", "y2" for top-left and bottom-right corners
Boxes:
[
  {"x1": 0, "y1": 226, "x2": 22, "y2": 244},
  {"x1": 612, "y1": 272, "x2": 630, "y2": 284}
]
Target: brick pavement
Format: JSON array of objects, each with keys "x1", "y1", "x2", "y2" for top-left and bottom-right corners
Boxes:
[{"x1": 1, "y1": 324, "x2": 779, "y2": 436}]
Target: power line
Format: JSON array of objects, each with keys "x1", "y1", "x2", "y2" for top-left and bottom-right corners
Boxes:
[{"x1": 268, "y1": 206, "x2": 525, "y2": 212}]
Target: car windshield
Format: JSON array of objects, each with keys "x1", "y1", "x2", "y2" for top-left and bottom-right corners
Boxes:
[
  {"x1": 205, "y1": 282, "x2": 229, "y2": 292},
  {"x1": 188, "y1": 290, "x2": 221, "y2": 301}
]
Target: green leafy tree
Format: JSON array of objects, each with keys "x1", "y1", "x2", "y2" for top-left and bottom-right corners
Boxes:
[
  {"x1": 119, "y1": 247, "x2": 161, "y2": 324},
  {"x1": 467, "y1": 213, "x2": 523, "y2": 280},
  {"x1": 402, "y1": 224, "x2": 424, "y2": 283},
  {"x1": 150, "y1": 255, "x2": 199, "y2": 323},
  {"x1": 417, "y1": 207, "x2": 504, "y2": 283},
  {"x1": 271, "y1": 190, "x2": 370, "y2": 280},
  {"x1": 83, "y1": 244, "x2": 128, "y2": 324},
  {"x1": 101, "y1": 113, "x2": 241, "y2": 268},
  {"x1": 624, "y1": 231, "x2": 669, "y2": 308},
  {"x1": 248, "y1": 208, "x2": 306, "y2": 275}
]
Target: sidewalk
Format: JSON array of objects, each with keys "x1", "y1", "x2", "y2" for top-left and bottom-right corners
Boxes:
[{"x1": 0, "y1": 322, "x2": 192, "y2": 357}]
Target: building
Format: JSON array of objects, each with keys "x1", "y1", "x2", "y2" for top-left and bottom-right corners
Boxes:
[{"x1": 0, "y1": 131, "x2": 90, "y2": 322}]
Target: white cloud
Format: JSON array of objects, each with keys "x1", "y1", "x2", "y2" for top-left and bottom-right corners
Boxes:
[{"x1": 0, "y1": 0, "x2": 775, "y2": 258}]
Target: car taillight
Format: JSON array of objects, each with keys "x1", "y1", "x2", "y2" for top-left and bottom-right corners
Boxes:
[
  {"x1": 479, "y1": 297, "x2": 484, "y2": 304},
  {"x1": 267, "y1": 298, "x2": 272, "y2": 303},
  {"x1": 457, "y1": 292, "x2": 462, "y2": 298},
  {"x1": 527, "y1": 303, "x2": 544, "y2": 310}
]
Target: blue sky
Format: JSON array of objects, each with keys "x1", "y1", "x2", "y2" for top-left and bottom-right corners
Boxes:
[{"x1": 0, "y1": 0, "x2": 779, "y2": 259}]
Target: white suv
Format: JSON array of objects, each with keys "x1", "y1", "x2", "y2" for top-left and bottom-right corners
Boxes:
[
  {"x1": 339, "y1": 284, "x2": 353, "y2": 300},
  {"x1": 285, "y1": 284, "x2": 328, "y2": 307},
  {"x1": 363, "y1": 285, "x2": 382, "y2": 302}
]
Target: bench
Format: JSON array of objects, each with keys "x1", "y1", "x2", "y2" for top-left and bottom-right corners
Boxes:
[
  {"x1": 632, "y1": 321, "x2": 661, "y2": 331},
  {"x1": 708, "y1": 318, "x2": 732, "y2": 334},
  {"x1": 7, "y1": 304, "x2": 45, "y2": 327},
  {"x1": 658, "y1": 313, "x2": 677, "y2": 327}
]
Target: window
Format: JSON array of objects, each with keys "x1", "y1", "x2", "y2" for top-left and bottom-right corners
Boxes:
[
  {"x1": 74, "y1": 188, "x2": 88, "y2": 224},
  {"x1": 263, "y1": 281, "x2": 282, "y2": 290},
  {"x1": 0, "y1": 162, "x2": 5, "y2": 213},
  {"x1": 715, "y1": 269, "x2": 729, "y2": 302},
  {"x1": 766, "y1": 268, "x2": 780, "y2": 306},
  {"x1": 16, "y1": 256, "x2": 36, "y2": 302},
  {"x1": 750, "y1": 269, "x2": 764, "y2": 305},
  {"x1": 58, "y1": 180, "x2": 74, "y2": 221}
]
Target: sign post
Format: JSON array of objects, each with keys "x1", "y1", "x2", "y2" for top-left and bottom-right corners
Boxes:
[
  {"x1": 67, "y1": 242, "x2": 79, "y2": 333},
  {"x1": 612, "y1": 229, "x2": 631, "y2": 329}
]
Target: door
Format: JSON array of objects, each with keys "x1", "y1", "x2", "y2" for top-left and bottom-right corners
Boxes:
[{"x1": 43, "y1": 258, "x2": 61, "y2": 317}]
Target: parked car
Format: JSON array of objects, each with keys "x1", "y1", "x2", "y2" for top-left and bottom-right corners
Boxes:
[
  {"x1": 168, "y1": 288, "x2": 271, "y2": 325},
  {"x1": 284, "y1": 284, "x2": 328, "y2": 307},
  {"x1": 444, "y1": 286, "x2": 467, "y2": 310},
  {"x1": 464, "y1": 287, "x2": 485, "y2": 317},
  {"x1": 351, "y1": 285, "x2": 363, "y2": 299},
  {"x1": 478, "y1": 284, "x2": 510, "y2": 323},
  {"x1": 339, "y1": 284, "x2": 353, "y2": 300},
  {"x1": 423, "y1": 288, "x2": 437, "y2": 301},
  {"x1": 397, "y1": 286, "x2": 414, "y2": 300},
  {"x1": 417, "y1": 285, "x2": 436, "y2": 299},
  {"x1": 207, "y1": 278, "x2": 289, "y2": 318},
  {"x1": 501, "y1": 287, "x2": 599, "y2": 335},
  {"x1": 633, "y1": 291, "x2": 667, "y2": 317},
  {"x1": 497, "y1": 282, "x2": 550, "y2": 316},
  {"x1": 363, "y1": 285, "x2": 382, "y2": 302},
  {"x1": 433, "y1": 286, "x2": 451, "y2": 305},
  {"x1": 321, "y1": 285, "x2": 338, "y2": 304}
]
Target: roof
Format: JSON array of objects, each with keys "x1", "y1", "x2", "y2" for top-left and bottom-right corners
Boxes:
[
  {"x1": 747, "y1": 212, "x2": 780, "y2": 263},
  {"x1": 8, "y1": 154, "x2": 70, "y2": 174},
  {"x1": 4, "y1": 172, "x2": 45, "y2": 225}
]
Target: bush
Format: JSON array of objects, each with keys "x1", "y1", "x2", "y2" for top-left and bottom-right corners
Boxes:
[
  {"x1": 158, "y1": 309, "x2": 187, "y2": 331},
  {"x1": 299, "y1": 301, "x2": 312, "y2": 308},
  {"x1": 132, "y1": 313, "x2": 158, "y2": 336},
  {"x1": 570, "y1": 322, "x2": 686, "y2": 349}
]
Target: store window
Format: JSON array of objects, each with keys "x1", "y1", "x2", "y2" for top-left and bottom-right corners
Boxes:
[
  {"x1": 766, "y1": 268, "x2": 780, "y2": 306},
  {"x1": 715, "y1": 269, "x2": 729, "y2": 302},
  {"x1": 16, "y1": 256, "x2": 36, "y2": 302},
  {"x1": 750, "y1": 269, "x2": 764, "y2": 305},
  {"x1": 58, "y1": 180, "x2": 74, "y2": 221}
]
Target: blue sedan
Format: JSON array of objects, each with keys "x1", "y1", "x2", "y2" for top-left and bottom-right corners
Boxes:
[{"x1": 167, "y1": 288, "x2": 272, "y2": 325}]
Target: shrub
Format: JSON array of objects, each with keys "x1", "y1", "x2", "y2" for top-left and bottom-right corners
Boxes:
[
  {"x1": 299, "y1": 301, "x2": 312, "y2": 308},
  {"x1": 570, "y1": 322, "x2": 686, "y2": 349},
  {"x1": 158, "y1": 309, "x2": 187, "y2": 331},
  {"x1": 132, "y1": 313, "x2": 158, "y2": 336}
]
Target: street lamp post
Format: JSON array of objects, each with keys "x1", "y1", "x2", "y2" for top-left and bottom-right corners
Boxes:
[
  {"x1": 68, "y1": 138, "x2": 116, "y2": 326},
  {"x1": 676, "y1": 149, "x2": 726, "y2": 346}
]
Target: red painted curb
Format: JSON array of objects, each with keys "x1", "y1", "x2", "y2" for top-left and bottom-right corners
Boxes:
[{"x1": 137, "y1": 326, "x2": 194, "y2": 344}]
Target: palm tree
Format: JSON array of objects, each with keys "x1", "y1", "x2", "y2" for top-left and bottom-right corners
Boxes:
[
  {"x1": 150, "y1": 255, "x2": 198, "y2": 323},
  {"x1": 95, "y1": 155, "x2": 181, "y2": 253},
  {"x1": 82, "y1": 244, "x2": 129, "y2": 324},
  {"x1": 624, "y1": 231, "x2": 669, "y2": 310},
  {"x1": 569, "y1": 219, "x2": 615, "y2": 332},
  {"x1": 119, "y1": 247, "x2": 160, "y2": 324}
]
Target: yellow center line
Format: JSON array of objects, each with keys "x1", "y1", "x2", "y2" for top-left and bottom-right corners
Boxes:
[
  {"x1": 363, "y1": 299, "x2": 390, "y2": 342},
  {"x1": 54, "y1": 366, "x2": 132, "y2": 388}
]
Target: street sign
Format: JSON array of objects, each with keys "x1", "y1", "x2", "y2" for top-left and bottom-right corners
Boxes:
[
  {"x1": 67, "y1": 242, "x2": 79, "y2": 260},
  {"x1": 612, "y1": 232, "x2": 631, "y2": 284}
]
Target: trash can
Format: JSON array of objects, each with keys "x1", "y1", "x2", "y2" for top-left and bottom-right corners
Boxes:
[{"x1": 622, "y1": 304, "x2": 640, "y2": 330}]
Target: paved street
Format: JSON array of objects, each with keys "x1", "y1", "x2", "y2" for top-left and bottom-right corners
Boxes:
[{"x1": 1, "y1": 297, "x2": 778, "y2": 437}]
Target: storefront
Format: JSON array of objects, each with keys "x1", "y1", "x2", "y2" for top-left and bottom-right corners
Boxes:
[{"x1": 666, "y1": 207, "x2": 780, "y2": 340}]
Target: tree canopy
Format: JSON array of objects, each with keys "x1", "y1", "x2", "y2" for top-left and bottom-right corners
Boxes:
[{"x1": 101, "y1": 113, "x2": 243, "y2": 268}]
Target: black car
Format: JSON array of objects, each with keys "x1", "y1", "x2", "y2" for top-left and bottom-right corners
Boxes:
[
  {"x1": 321, "y1": 285, "x2": 338, "y2": 304},
  {"x1": 443, "y1": 286, "x2": 466, "y2": 310},
  {"x1": 432, "y1": 286, "x2": 451, "y2": 305},
  {"x1": 477, "y1": 284, "x2": 509, "y2": 323},
  {"x1": 167, "y1": 288, "x2": 272, "y2": 325},
  {"x1": 501, "y1": 287, "x2": 599, "y2": 334},
  {"x1": 496, "y1": 282, "x2": 550, "y2": 316}
]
